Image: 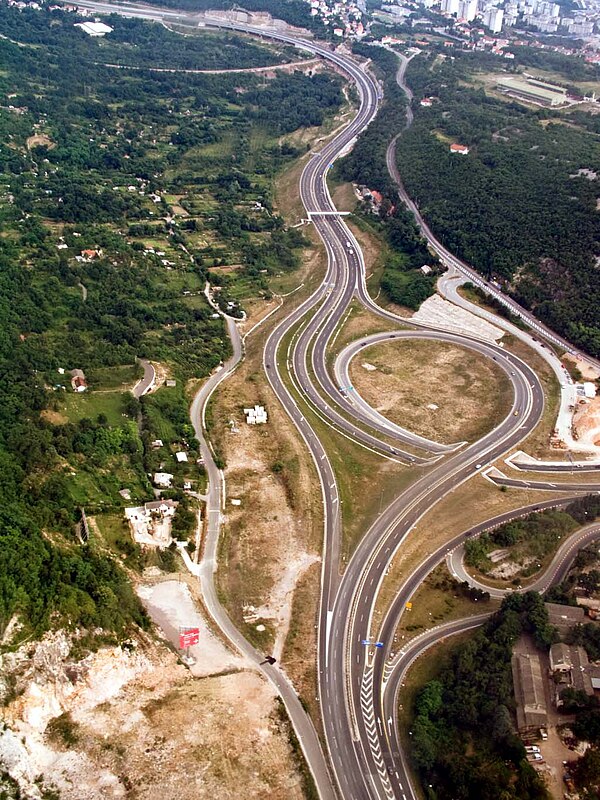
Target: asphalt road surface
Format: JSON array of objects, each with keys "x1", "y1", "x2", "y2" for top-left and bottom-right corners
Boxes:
[{"x1": 70, "y1": 6, "x2": 600, "y2": 797}]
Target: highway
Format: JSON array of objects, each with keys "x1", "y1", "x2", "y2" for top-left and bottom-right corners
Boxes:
[
  {"x1": 506, "y1": 452, "x2": 600, "y2": 473},
  {"x1": 448, "y1": 521, "x2": 600, "y2": 598},
  {"x1": 71, "y1": 5, "x2": 600, "y2": 798},
  {"x1": 385, "y1": 53, "x2": 600, "y2": 374},
  {"x1": 485, "y1": 467, "x2": 600, "y2": 492}
]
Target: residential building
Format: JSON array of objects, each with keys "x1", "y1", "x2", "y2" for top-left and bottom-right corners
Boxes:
[
  {"x1": 458, "y1": 0, "x2": 478, "y2": 20},
  {"x1": 70, "y1": 368, "x2": 87, "y2": 393},
  {"x1": 125, "y1": 499, "x2": 178, "y2": 548},
  {"x1": 441, "y1": 0, "x2": 460, "y2": 14},
  {"x1": 483, "y1": 7, "x2": 504, "y2": 32},
  {"x1": 153, "y1": 472, "x2": 174, "y2": 488}
]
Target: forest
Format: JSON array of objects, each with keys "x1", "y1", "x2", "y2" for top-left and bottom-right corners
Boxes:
[
  {"x1": 0, "y1": 5, "x2": 343, "y2": 642},
  {"x1": 396, "y1": 50, "x2": 600, "y2": 356},
  {"x1": 411, "y1": 593, "x2": 554, "y2": 800},
  {"x1": 464, "y1": 507, "x2": 578, "y2": 577},
  {"x1": 0, "y1": 5, "x2": 299, "y2": 70},
  {"x1": 147, "y1": 0, "x2": 324, "y2": 34},
  {"x1": 337, "y1": 43, "x2": 438, "y2": 309}
]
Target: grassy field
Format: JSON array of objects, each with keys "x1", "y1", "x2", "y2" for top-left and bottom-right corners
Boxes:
[
  {"x1": 86, "y1": 364, "x2": 142, "y2": 391},
  {"x1": 349, "y1": 338, "x2": 513, "y2": 445},
  {"x1": 59, "y1": 391, "x2": 129, "y2": 426},
  {"x1": 394, "y1": 564, "x2": 499, "y2": 648}
]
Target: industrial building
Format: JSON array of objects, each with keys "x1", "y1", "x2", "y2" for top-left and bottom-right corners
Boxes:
[
  {"x1": 512, "y1": 652, "x2": 548, "y2": 733},
  {"x1": 496, "y1": 76, "x2": 569, "y2": 107}
]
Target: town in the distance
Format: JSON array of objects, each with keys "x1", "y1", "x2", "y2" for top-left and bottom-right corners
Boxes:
[{"x1": 0, "y1": 0, "x2": 599, "y2": 799}]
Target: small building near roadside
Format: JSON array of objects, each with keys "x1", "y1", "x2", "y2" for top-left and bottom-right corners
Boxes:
[
  {"x1": 450, "y1": 143, "x2": 470, "y2": 155},
  {"x1": 175, "y1": 451, "x2": 188, "y2": 463},
  {"x1": 244, "y1": 405, "x2": 268, "y2": 425},
  {"x1": 125, "y1": 499, "x2": 177, "y2": 548},
  {"x1": 545, "y1": 602, "x2": 585, "y2": 635},
  {"x1": 583, "y1": 381, "x2": 597, "y2": 399}
]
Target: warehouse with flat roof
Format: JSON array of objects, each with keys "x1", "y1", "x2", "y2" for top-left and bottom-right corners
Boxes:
[
  {"x1": 497, "y1": 76, "x2": 569, "y2": 106},
  {"x1": 512, "y1": 652, "x2": 548, "y2": 732}
]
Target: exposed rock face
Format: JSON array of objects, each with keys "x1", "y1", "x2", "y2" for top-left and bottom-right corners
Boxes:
[
  {"x1": 0, "y1": 630, "x2": 176, "y2": 799},
  {"x1": 0, "y1": 625, "x2": 304, "y2": 800}
]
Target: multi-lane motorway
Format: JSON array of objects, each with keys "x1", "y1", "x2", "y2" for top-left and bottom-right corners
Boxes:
[{"x1": 72, "y1": 4, "x2": 600, "y2": 798}]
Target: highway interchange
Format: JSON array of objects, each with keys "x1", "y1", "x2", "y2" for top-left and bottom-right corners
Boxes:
[{"x1": 74, "y1": 3, "x2": 600, "y2": 798}]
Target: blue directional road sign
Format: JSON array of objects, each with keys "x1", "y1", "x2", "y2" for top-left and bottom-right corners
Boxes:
[
  {"x1": 361, "y1": 639, "x2": 371, "y2": 646},
  {"x1": 375, "y1": 642, "x2": 384, "y2": 648}
]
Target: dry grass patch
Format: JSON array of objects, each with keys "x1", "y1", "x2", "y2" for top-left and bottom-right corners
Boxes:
[
  {"x1": 281, "y1": 561, "x2": 322, "y2": 733},
  {"x1": 26, "y1": 133, "x2": 55, "y2": 150},
  {"x1": 393, "y1": 564, "x2": 500, "y2": 649},
  {"x1": 214, "y1": 362, "x2": 321, "y2": 637},
  {"x1": 329, "y1": 301, "x2": 406, "y2": 357},
  {"x1": 40, "y1": 408, "x2": 69, "y2": 425},
  {"x1": 350, "y1": 339, "x2": 513, "y2": 445},
  {"x1": 331, "y1": 180, "x2": 358, "y2": 213}
]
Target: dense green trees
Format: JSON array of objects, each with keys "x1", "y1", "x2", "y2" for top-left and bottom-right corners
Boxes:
[
  {"x1": 245, "y1": 72, "x2": 343, "y2": 132},
  {"x1": 397, "y1": 51, "x2": 600, "y2": 356},
  {"x1": 411, "y1": 594, "x2": 552, "y2": 799},
  {"x1": 464, "y1": 507, "x2": 578, "y2": 575},
  {"x1": 338, "y1": 44, "x2": 438, "y2": 308},
  {"x1": 0, "y1": 6, "x2": 296, "y2": 70},
  {"x1": 146, "y1": 0, "x2": 323, "y2": 34},
  {"x1": 0, "y1": 5, "x2": 342, "y2": 643}
]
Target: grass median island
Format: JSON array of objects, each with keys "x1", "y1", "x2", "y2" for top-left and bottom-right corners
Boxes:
[
  {"x1": 394, "y1": 564, "x2": 497, "y2": 648},
  {"x1": 349, "y1": 338, "x2": 513, "y2": 445},
  {"x1": 276, "y1": 315, "x2": 418, "y2": 558},
  {"x1": 464, "y1": 507, "x2": 580, "y2": 586}
]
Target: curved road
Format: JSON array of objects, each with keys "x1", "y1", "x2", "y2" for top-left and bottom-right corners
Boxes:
[
  {"x1": 69, "y1": 6, "x2": 600, "y2": 799},
  {"x1": 386, "y1": 52, "x2": 600, "y2": 374},
  {"x1": 449, "y1": 521, "x2": 600, "y2": 598}
]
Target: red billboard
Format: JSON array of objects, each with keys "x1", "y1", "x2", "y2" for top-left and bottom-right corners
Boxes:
[{"x1": 179, "y1": 627, "x2": 200, "y2": 649}]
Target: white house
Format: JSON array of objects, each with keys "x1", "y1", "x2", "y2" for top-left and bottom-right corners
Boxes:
[
  {"x1": 244, "y1": 405, "x2": 268, "y2": 424},
  {"x1": 125, "y1": 499, "x2": 178, "y2": 548},
  {"x1": 153, "y1": 472, "x2": 174, "y2": 488}
]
